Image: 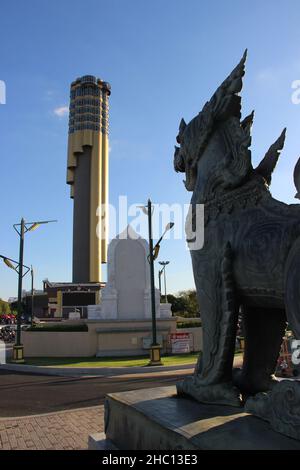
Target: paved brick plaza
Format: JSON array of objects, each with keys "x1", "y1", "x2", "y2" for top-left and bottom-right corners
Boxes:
[{"x1": 0, "y1": 405, "x2": 104, "y2": 450}]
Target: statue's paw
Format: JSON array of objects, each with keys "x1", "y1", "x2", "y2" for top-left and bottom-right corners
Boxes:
[
  {"x1": 245, "y1": 380, "x2": 300, "y2": 441},
  {"x1": 233, "y1": 368, "x2": 280, "y2": 396},
  {"x1": 177, "y1": 376, "x2": 242, "y2": 407}
]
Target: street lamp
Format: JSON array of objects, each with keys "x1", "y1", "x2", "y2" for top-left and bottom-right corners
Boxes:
[
  {"x1": 0, "y1": 254, "x2": 30, "y2": 345},
  {"x1": 0, "y1": 255, "x2": 30, "y2": 277},
  {"x1": 2, "y1": 257, "x2": 17, "y2": 270},
  {"x1": 139, "y1": 200, "x2": 174, "y2": 366},
  {"x1": 12, "y1": 218, "x2": 57, "y2": 362},
  {"x1": 158, "y1": 261, "x2": 170, "y2": 303}
]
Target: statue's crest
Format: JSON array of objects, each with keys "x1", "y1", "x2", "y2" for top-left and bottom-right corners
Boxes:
[{"x1": 174, "y1": 50, "x2": 291, "y2": 204}]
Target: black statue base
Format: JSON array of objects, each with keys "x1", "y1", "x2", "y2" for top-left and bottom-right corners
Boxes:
[{"x1": 90, "y1": 385, "x2": 300, "y2": 450}]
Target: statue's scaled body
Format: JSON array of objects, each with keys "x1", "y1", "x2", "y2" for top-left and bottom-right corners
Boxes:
[{"x1": 174, "y1": 51, "x2": 300, "y2": 406}]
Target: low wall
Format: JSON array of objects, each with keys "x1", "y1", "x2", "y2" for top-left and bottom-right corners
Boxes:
[
  {"x1": 22, "y1": 331, "x2": 95, "y2": 357},
  {"x1": 22, "y1": 318, "x2": 177, "y2": 358},
  {"x1": 90, "y1": 318, "x2": 177, "y2": 357}
]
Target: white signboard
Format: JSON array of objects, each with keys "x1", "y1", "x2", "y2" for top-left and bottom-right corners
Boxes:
[
  {"x1": 170, "y1": 333, "x2": 190, "y2": 354},
  {"x1": 142, "y1": 335, "x2": 163, "y2": 349}
]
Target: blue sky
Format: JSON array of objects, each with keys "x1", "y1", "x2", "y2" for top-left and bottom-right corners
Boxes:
[{"x1": 1, "y1": 0, "x2": 300, "y2": 300}]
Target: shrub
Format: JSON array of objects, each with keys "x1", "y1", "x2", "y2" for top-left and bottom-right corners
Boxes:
[
  {"x1": 27, "y1": 323, "x2": 88, "y2": 332},
  {"x1": 177, "y1": 321, "x2": 202, "y2": 329}
]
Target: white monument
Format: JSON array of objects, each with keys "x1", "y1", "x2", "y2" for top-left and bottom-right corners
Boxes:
[{"x1": 88, "y1": 225, "x2": 172, "y2": 320}]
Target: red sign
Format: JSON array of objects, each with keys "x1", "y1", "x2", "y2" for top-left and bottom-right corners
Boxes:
[{"x1": 170, "y1": 333, "x2": 190, "y2": 354}]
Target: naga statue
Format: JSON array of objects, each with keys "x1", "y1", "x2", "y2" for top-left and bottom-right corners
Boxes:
[{"x1": 174, "y1": 50, "x2": 300, "y2": 408}]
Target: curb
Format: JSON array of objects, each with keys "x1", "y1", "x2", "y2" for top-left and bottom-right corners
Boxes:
[{"x1": 0, "y1": 362, "x2": 196, "y2": 377}]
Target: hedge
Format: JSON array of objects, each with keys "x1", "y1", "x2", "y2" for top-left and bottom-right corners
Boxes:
[
  {"x1": 27, "y1": 324, "x2": 88, "y2": 332},
  {"x1": 177, "y1": 321, "x2": 202, "y2": 329}
]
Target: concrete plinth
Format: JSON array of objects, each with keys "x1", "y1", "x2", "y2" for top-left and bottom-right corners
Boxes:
[{"x1": 94, "y1": 385, "x2": 300, "y2": 450}]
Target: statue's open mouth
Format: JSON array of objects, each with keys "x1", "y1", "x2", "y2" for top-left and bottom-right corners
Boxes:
[
  {"x1": 183, "y1": 165, "x2": 197, "y2": 192},
  {"x1": 174, "y1": 146, "x2": 197, "y2": 192}
]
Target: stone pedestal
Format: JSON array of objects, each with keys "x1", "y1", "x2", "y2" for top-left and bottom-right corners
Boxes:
[
  {"x1": 88, "y1": 226, "x2": 172, "y2": 321},
  {"x1": 90, "y1": 385, "x2": 300, "y2": 450},
  {"x1": 160, "y1": 303, "x2": 173, "y2": 318}
]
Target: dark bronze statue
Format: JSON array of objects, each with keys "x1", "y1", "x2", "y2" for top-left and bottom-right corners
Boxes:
[{"x1": 174, "y1": 51, "x2": 300, "y2": 407}]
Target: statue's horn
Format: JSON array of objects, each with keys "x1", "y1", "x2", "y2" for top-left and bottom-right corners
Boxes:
[
  {"x1": 294, "y1": 156, "x2": 300, "y2": 199},
  {"x1": 241, "y1": 110, "x2": 254, "y2": 131},
  {"x1": 226, "y1": 49, "x2": 247, "y2": 94},
  {"x1": 179, "y1": 118, "x2": 186, "y2": 132},
  {"x1": 208, "y1": 49, "x2": 248, "y2": 122},
  {"x1": 222, "y1": 49, "x2": 247, "y2": 94},
  {"x1": 255, "y1": 128, "x2": 286, "y2": 185},
  {"x1": 176, "y1": 118, "x2": 187, "y2": 143}
]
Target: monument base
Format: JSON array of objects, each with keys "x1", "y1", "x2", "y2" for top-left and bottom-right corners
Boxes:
[{"x1": 96, "y1": 385, "x2": 300, "y2": 450}]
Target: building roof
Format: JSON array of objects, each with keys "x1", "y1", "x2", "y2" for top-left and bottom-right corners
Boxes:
[{"x1": 43, "y1": 279, "x2": 105, "y2": 289}]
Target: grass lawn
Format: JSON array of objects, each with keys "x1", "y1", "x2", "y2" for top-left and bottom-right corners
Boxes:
[{"x1": 22, "y1": 353, "x2": 200, "y2": 368}]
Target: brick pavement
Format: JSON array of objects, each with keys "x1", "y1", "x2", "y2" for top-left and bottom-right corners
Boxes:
[{"x1": 0, "y1": 405, "x2": 104, "y2": 450}]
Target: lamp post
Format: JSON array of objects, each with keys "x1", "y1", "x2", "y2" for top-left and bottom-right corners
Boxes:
[
  {"x1": 31, "y1": 266, "x2": 34, "y2": 327},
  {"x1": 12, "y1": 218, "x2": 57, "y2": 362},
  {"x1": 158, "y1": 268, "x2": 162, "y2": 295},
  {"x1": 139, "y1": 200, "x2": 174, "y2": 365},
  {"x1": 159, "y1": 261, "x2": 169, "y2": 303}
]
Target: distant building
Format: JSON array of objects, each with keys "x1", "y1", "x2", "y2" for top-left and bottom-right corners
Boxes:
[
  {"x1": 9, "y1": 291, "x2": 48, "y2": 319},
  {"x1": 67, "y1": 75, "x2": 111, "y2": 283},
  {"x1": 42, "y1": 280, "x2": 104, "y2": 319},
  {"x1": 29, "y1": 75, "x2": 112, "y2": 320},
  {"x1": 8, "y1": 281, "x2": 104, "y2": 320},
  {"x1": 24, "y1": 291, "x2": 48, "y2": 318}
]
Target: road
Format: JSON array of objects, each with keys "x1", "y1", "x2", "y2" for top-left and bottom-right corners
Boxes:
[{"x1": 0, "y1": 368, "x2": 192, "y2": 417}]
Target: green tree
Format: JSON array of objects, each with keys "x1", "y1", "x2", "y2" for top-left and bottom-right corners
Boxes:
[
  {"x1": 166, "y1": 290, "x2": 200, "y2": 318},
  {"x1": 0, "y1": 298, "x2": 10, "y2": 315}
]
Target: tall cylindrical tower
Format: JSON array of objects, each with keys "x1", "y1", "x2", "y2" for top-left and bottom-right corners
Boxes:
[{"x1": 67, "y1": 75, "x2": 110, "y2": 283}]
